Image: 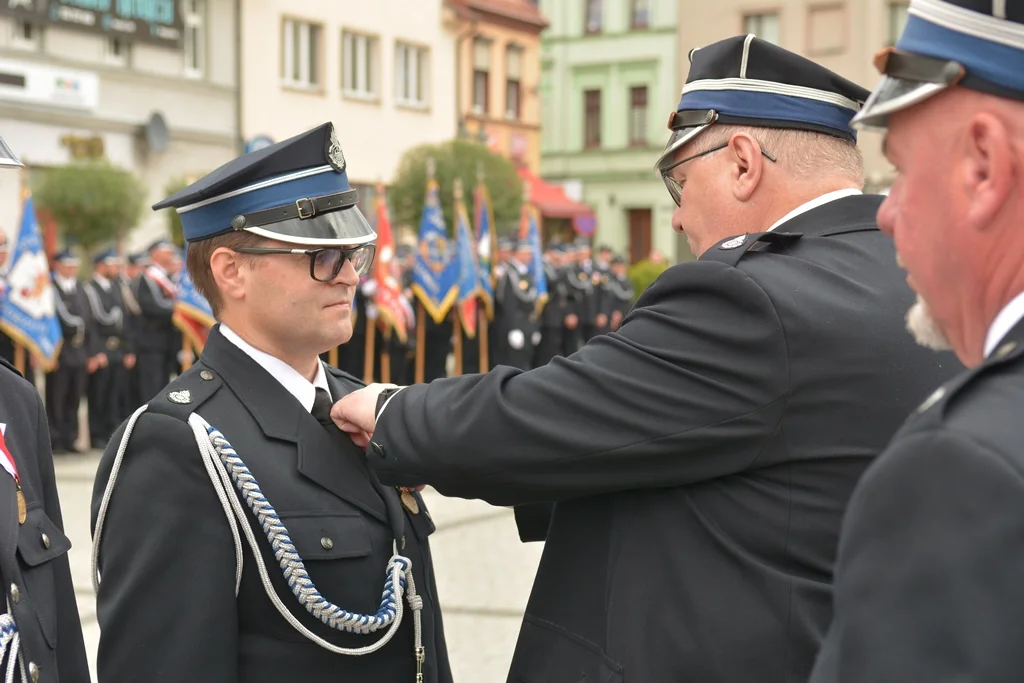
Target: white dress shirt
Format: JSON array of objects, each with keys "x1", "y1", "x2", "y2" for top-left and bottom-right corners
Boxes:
[
  {"x1": 219, "y1": 324, "x2": 331, "y2": 411},
  {"x1": 984, "y1": 290, "x2": 1024, "y2": 358},
  {"x1": 767, "y1": 189, "x2": 863, "y2": 232}
]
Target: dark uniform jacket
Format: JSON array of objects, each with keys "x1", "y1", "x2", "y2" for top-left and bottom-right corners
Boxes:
[
  {"x1": 810, "y1": 316, "x2": 1024, "y2": 683},
  {"x1": 91, "y1": 327, "x2": 451, "y2": 683},
  {"x1": 363, "y1": 195, "x2": 961, "y2": 683},
  {"x1": 53, "y1": 281, "x2": 94, "y2": 368},
  {"x1": 0, "y1": 359, "x2": 89, "y2": 683},
  {"x1": 133, "y1": 267, "x2": 175, "y2": 355},
  {"x1": 83, "y1": 276, "x2": 130, "y2": 363}
]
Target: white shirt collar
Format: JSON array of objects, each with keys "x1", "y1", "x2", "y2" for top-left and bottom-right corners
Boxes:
[
  {"x1": 53, "y1": 274, "x2": 76, "y2": 293},
  {"x1": 218, "y1": 323, "x2": 331, "y2": 412},
  {"x1": 93, "y1": 273, "x2": 111, "y2": 290},
  {"x1": 984, "y1": 290, "x2": 1024, "y2": 358},
  {"x1": 766, "y1": 189, "x2": 863, "y2": 233}
]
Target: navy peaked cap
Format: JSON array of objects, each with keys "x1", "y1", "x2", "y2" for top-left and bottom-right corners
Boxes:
[
  {"x1": 854, "y1": 0, "x2": 1024, "y2": 129},
  {"x1": 153, "y1": 122, "x2": 376, "y2": 247},
  {"x1": 93, "y1": 249, "x2": 122, "y2": 265},
  {"x1": 54, "y1": 249, "x2": 79, "y2": 264},
  {"x1": 657, "y1": 35, "x2": 870, "y2": 169}
]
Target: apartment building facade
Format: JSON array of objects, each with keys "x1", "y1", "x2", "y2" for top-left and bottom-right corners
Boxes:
[
  {"x1": 0, "y1": 0, "x2": 239, "y2": 251},
  {"x1": 677, "y1": 0, "x2": 911, "y2": 191}
]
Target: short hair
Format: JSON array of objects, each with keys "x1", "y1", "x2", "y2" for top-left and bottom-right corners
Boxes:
[
  {"x1": 184, "y1": 231, "x2": 264, "y2": 317},
  {"x1": 692, "y1": 125, "x2": 865, "y2": 187}
]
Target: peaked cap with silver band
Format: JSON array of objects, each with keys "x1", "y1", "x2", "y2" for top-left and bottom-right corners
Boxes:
[
  {"x1": 853, "y1": 0, "x2": 1024, "y2": 129},
  {"x1": 656, "y1": 35, "x2": 870, "y2": 170},
  {"x1": 153, "y1": 122, "x2": 376, "y2": 247}
]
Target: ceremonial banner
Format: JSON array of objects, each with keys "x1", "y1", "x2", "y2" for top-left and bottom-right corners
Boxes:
[
  {"x1": 519, "y1": 201, "x2": 549, "y2": 317},
  {"x1": 453, "y1": 183, "x2": 480, "y2": 339},
  {"x1": 172, "y1": 251, "x2": 214, "y2": 355},
  {"x1": 474, "y1": 181, "x2": 496, "y2": 320},
  {"x1": 411, "y1": 177, "x2": 459, "y2": 324},
  {"x1": 371, "y1": 186, "x2": 409, "y2": 343},
  {"x1": 0, "y1": 190, "x2": 62, "y2": 369}
]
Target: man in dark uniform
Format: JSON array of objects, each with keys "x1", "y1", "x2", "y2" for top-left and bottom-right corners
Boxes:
[
  {"x1": 85, "y1": 249, "x2": 131, "y2": 449},
  {"x1": 134, "y1": 239, "x2": 177, "y2": 403},
  {"x1": 488, "y1": 236, "x2": 514, "y2": 368},
  {"x1": 559, "y1": 242, "x2": 583, "y2": 355},
  {"x1": 90, "y1": 122, "x2": 451, "y2": 683},
  {"x1": 570, "y1": 237, "x2": 601, "y2": 343},
  {"x1": 533, "y1": 242, "x2": 569, "y2": 366},
  {"x1": 0, "y1": 131, "x2": 90, "y2": 683},
  {"x1": 496, "y1": 238, "x2": 540, "y2": 371},
  {"x1": 331, "y1": 38, "x2": 962, "y2": 683},
  {"x1": 604, "y1": 255, "x2": 633, "y2": 331},
  {"x1": 118, "y1": 253, "x2": 143, "y2": 418},
  {"x1": 47, "y1": 250, "x2": 97, "y2": 455},
  {"x1": 810, "y1": 3, "x2": 1024, "y2": 680}
]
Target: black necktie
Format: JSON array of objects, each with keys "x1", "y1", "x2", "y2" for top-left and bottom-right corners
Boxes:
[{"x1": 311, "y1": 387, "x2": 335, "y2": 430}]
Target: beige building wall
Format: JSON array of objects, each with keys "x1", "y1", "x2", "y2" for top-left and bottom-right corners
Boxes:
[
  {"x1": 239, "y1": 0, "x2": 458, "y2": 198},
  {"x1": 677, "y1": 0, "x2": 909, "y2": 190}
]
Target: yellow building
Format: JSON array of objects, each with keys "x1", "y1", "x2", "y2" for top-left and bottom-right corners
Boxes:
[{"x1": 447, "y1": 0, "x2": 548, "y2": 173}]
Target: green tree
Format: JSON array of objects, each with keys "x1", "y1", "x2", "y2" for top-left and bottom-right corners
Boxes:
[
  {"x1": 627, "y1": 258, "x2": 670, "y2": 302},
  {"x1": 32, "y1": 160, "x2": 146, "y2": 254},
  {"x1": 389, "y1": 139, "x2": 523, "y2": 235}
]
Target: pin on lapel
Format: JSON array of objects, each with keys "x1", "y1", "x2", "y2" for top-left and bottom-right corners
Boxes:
[
  {"x1": 168, "y1": 390, "x2": 192, "y2": 405},
  {"x1": 399, "y1": 488, "x2": 420, "y2": 515}
]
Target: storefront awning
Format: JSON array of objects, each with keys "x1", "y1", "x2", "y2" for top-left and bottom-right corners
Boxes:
[{"x1": 517, "y1": 166, "x2": 594, "y2": 221}]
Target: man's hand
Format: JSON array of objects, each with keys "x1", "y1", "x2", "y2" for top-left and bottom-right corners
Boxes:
[
  {"x1": 596, "y1": 313, "x2": 609, "y2": 328},
  {"x1": 611, "y1": 310, "x2": 624, "y2": 330},
  {"x1": 124, "y1": 353, "x2": 136, "y2": 369},
  {"x1": 331, "y1": 383, "x2": 400, "y2": 447},
  {"x1": 564, "y1": 313, "x2": 579, "y2": 329}
]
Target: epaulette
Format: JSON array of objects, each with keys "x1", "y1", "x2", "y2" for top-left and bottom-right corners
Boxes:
[
  {"x1": 144, "y1": 363, "x2": 223, "y2": 422},
  {"x1": 699, "y1": 231, "x2": 802, "y2": 268},
  {"x1": 0, "y1": 355, "x2": 22, "y2": 379},
  {"x1": 326, "y1": 364, "x2": 366, "y2": 388}
]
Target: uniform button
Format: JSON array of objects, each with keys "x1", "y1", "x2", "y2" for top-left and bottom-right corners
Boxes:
[
  {"x1": 41, "y1": 533, "x2": 50, "y2": 549},
  {"x1": 401, "y1": 535, "x2": 406, "y2": 550},
  {"x1": 995, "y1": 341, "x2": 1017, "y2": 359},
  {"x1": 371, "y1": 442, "x2": 385, "y2": 458},
  {"x1": 10, "y1": 584, "x2": 19, "y2": 604},
  {"x1": 200, "y1": 370, "x2": 214, "y2": 381},
  {"x1": 28, "y1": 662, "x2": 38, "y2": 683},
  {"x1": 320, "y1": 537, "x2": 334, "y2": 550}
]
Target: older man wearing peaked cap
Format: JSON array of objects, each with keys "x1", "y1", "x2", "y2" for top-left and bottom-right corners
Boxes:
[
  {"x1": 810, "y1": 1, "x2": 1024, "y2": 681},
  {"x1": 331, "y1": 37, "x2": 959, "y2": 682}
]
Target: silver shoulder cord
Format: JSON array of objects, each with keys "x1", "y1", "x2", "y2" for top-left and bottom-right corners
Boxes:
[
  {"x1": 84, "y1": 283, "x2": 123, "y2": 329},
  {"x1": 92, "y1": 406, "x2": 426, "y2": 677},
  {"x1": 0, "y1": 598, "x2": 29, "y2": 683}
]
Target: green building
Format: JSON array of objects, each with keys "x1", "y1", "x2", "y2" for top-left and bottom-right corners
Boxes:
[{"x1": 539, "y1": 0, "x2": 689, "y2": 263}]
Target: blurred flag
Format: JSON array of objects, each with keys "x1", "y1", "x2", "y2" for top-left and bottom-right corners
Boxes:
[
  {"x1": 172, "y1": 248, "x2": 214, "y2": 355},
  {"x1": 0, "y1": 190, "x2": 62, "y2": 369},
  {"x1": 371, "y1": 184, "x2": 409, "y2": 343},
  {"x1": 411, "y1": 174, "x2": 460, "y2": 324},
  {"x1": 474, "y1": 180, "x2": 496, "y2": 320},
  {"x1": 519, "y1": 200, "x2": 549, "y2": 317},
  {"x1": 453, "y1": 181, "x2": 480, "y2": 338}
]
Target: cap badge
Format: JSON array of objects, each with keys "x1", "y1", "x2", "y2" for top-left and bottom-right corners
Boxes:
[
  {"x1": 720, "y1": 234, "x2": 747, "y2": 250},
  {"x1": 326, "y1": 127, "x2": 346, "y2": 173}
]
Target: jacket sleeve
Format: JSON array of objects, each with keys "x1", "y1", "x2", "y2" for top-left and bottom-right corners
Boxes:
[
  {"x1": 810, "y1": 429, "x2": 1024, "y2": 683},
  {"x1": 91, "y1": 412, "x2": 239, "y2": 682},
  {"x1": 136, "y1": 275, "x2": 175, "y2": 320},
  {"x1": 33, "y1": 389, "x2": 89, "y2": 682},
  {"x1": 369, "y1": 260, "x2": 789, "y2": 505}
]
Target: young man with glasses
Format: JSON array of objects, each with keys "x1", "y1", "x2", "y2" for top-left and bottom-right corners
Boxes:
[
  {"x1": 329, "y1": 37, "x2": 960, "y2": 682},
  {"x1": 90, "y1": 123, "x2": 451, "y2": 683}
]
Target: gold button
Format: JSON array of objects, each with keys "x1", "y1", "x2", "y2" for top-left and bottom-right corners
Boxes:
[
  {"x1": 10, "y1": 584, "x2": 19, "y2": 604},
  {"x1": 41, "y1": 533, "x2": 50, "y2": 549},
  {"x1": 995, "y1": 341, "x2": 1017, "y2": 359},
  {"x1": 320, "y1": 537, "x2": 333, "y2": 550},
  {"x1": 28, "y1": 662, "x2": 38, "y2": 683},
  {"x1": 200, "y1": 370, "x2": 214, "y2": 381}
]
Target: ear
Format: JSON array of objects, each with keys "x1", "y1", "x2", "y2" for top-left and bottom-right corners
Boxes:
[
  {"x1": 727, "y1": 133, "x2": 766, "y2": 202},
  {"x1": 210, "y1": 247, "x2": 247, "y2": 305},
  {"x1": 963, "y1": 112, "x2": 1013, "y2": 233}
]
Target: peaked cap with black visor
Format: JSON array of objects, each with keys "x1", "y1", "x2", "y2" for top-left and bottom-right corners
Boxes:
[
  {"x1": 656, "y1": 35, "x2": 870, "y2": 202},
  {"x1": 153, "y1": 122, "x2": 376, "y2": 271},
  {"x1": 853, "y1": 0, "x2": 1024, "y2": 130}
]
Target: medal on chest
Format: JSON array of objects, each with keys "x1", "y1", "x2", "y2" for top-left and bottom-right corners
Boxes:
[
  {"x1": 0, "y1": 425, "x2": 25, "y2": 524},
  {"x1": 399, "y1": 488, "x2": 420, "y2": 515}
]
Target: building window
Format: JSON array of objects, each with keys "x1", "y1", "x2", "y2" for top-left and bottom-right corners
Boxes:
[
  {"x1": 343, "y1": 31, "x2": 378, "y2": 99},
  {"x1": 183, "y1": 0, "x2": 206, "y2": 77},
  {"x1": 472, "y1": 37, "x2": 490, "y2": 115},
  {"x1": 282, "y1": 18, "x2": 322, "y2": 90},
  {"x1": 807, "y1": 4, "x2": 846, "y2": 55},
  {"x1": 11, "y1": 21, "x2": 40, "y2": 51},
  {"x1": 505, "y1": 45, "x2": 522, "y2": 120},
  {"x1": 105, "y1": 37, "x2": 131, "y2": 67},
  {"x1": 631, "y1": 0, "x2": 651, "y2": 29},
  {"x1": 887, "y1": 2, "x2": 909, "y2": 45},
  {"x1": 629, "y1": 86, "x2": 647, "y2": 146},
  {"x1": 585, "y1": 0, "x2": 603, "y2": 33},
  {"x1": 743, "y1": 11, "x2": 781, "y2": 44},
  {"x1": 395, "y1": 41, "x2": 428, "y2": 107},
  {"x1": 584, "y1": 89, "x2": 601, "y2": 149}
]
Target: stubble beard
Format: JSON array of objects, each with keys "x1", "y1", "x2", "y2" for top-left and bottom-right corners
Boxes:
[{"x1": 906, "y1": 293, "x2": 953, "y2": 352}]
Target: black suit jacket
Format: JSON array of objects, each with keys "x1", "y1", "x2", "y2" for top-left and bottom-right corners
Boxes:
[
  {"x1": 83, "y1": 277, "x2": 129, "y2": 361},
  {"x1": 91, "y1": 327, "x2": 451, "y2": 683},
  {"x1": 0, "y1": 359, "x2": 89, "y2": 682},
  {"x1": 365, "y1": 195, "x2": 962, "y2": 683},
  {"x1": 53, "y1": 282, "x2": 94, "y2": 367},
  {"x1": 810, "y1": 317, "x2": 1024, "y2": 683},
  {"x1": 133, "y1": 271, "x2": 175, "y2": 354}
]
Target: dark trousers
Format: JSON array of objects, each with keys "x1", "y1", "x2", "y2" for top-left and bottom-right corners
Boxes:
[
  {"x1": 562, "y1": 328, "x2": 582, "y2": 356},
  {"x1": 125, "y1": 364, "x2": 142, "y2": 419},
  {"x1": 0, "y1": 333, "x2": 35, "y2": 386},
  {"x1": 89, "y1": 360, "x2": 127, "y2": 446},
  {"x1": 47, "y1": 364, "x2": 86, "y2": 452},
  {"x1": 136, "y1": 350, "x2": 170, "y2": 405},
  {"x1": 534, "y1": 327, "x2": 564, "y2": 367}
]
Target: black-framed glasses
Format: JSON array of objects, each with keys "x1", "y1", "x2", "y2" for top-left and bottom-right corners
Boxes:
[
  {"x1": 233, "y1": 244, "x2": 376, "y2": 282},
  {"x1": 660, "y1": 142, "x2": 777, "y2": 207}
]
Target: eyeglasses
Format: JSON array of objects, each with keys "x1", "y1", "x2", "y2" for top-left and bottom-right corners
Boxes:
[
  {"x1": 233, "y1": 244, "x2": 376, "y2": 282},
  {"x1": 660, "y1": 142, "x2": 777, "y2": 207}
]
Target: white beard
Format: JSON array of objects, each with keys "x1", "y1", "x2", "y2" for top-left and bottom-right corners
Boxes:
[{"x1": 906, "y1": 294, "x2": 953, "y2": 352}]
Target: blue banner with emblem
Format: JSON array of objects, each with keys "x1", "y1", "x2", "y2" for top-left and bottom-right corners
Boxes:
[
  {"x1": 474, "y1": 181, "x2": 496, "y2": 320},
  {"x1": 0, "y1": 190, "x2": 62, "y2": 370},
  {"x1": 411, "y1": 177, "x2": 460, "y2": 325},
  {"x1": 172, "y1": 252, "x2": 214, "y2": 355},
  {"x1": 519, "y1": 202, "x2": 548, "y2": 316},
  {"x1": 453, "y1": 184, "x2": 480, "y2": 339}
]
